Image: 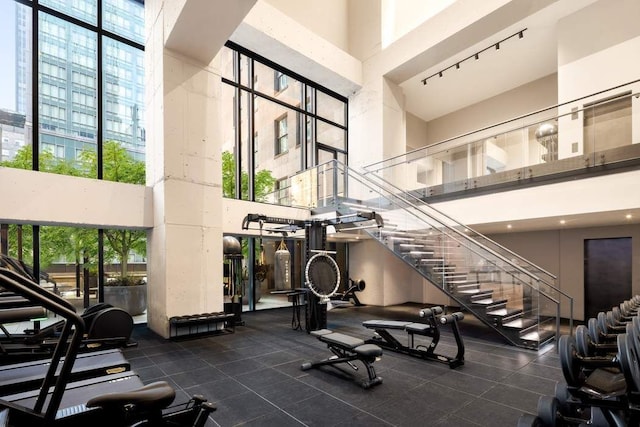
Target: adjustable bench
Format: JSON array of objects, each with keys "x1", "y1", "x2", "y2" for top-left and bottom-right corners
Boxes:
[
  {"x1": 301, "y1": 329, "x2": 383, "y2": 389},
  {"x1": 363, "y1": 306, "x2": 465, "y2": 369}
]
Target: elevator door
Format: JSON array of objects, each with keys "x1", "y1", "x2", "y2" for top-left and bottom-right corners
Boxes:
[{"x1": 584, "y1": 237, "x2": 632, "y2": 320}]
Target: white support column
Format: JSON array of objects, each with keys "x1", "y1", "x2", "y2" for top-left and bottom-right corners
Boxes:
[{"x1": 144, "y1": 0, "x2": 255, "y2": 337}]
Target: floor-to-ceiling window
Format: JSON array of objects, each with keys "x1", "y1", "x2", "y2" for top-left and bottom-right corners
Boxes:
[
  {"x1": 220, "y1": 42, "x2": 349, "y2": 311},
  {"x1": 0, "y1": 0, "x2": 146, "y2": 319}
]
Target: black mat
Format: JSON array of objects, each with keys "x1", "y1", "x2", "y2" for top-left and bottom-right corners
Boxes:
[{"x1": 124, "y1": 303, "x2": 563, "y2": 426}]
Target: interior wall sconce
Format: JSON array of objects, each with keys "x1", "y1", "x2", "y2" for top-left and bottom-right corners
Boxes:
[{"x1": 421, "y1": 28, "x2": 527, "y2": 86}]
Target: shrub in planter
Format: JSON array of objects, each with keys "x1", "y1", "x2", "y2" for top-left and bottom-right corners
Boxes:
[{"x1": 104, "y1": 276, "x2": 147, "y2": 316}]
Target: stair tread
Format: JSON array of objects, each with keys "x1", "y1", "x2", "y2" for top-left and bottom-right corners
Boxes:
[
  {"x1": 471, "y1": 298, "x2": 495, "y2": 305},
  {"x1": 503, "y1": 318, "x2": 537, "y2": 329},
  {"x1": 457, "y1": 289, "x2": 482, "y2": 295},
  {"x1": 520, "y1": 330, "x2": 555, "y2": 342},
  {"x1": 486, "y1": 308, "x2": 521, "y2": 317}
]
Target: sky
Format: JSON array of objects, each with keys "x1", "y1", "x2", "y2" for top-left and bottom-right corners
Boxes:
[{"x1": 0, "y1": 0, "x2": 16, "y2": 111}]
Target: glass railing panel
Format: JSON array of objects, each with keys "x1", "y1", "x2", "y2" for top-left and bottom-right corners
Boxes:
[
  {"x1": 365, "y1": 82, "x2": 640, "y2": 200},
  {"x1": 339, "y1": 160, "x2": 562, "y2": 346}
]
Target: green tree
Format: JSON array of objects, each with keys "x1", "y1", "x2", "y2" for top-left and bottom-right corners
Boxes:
[
  {"x1": 80, "y1": 141, "x2": 146, "y2": 278},
  {"x1": 1, "y1": 142, "x2": 146, "y2": 280},
  {"x1": 221, "y1": 150, "x2": 275, "y2": 202},
  {"x1": 0, "y1": 144, "x2": 82, "y2": 176}
]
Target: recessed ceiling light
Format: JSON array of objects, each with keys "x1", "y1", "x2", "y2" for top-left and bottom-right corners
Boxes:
[
  {"x1": 560, "y1": 220, "x2": 566, "y2": 225},
  {"x1": 507, "y1": 224, "x2": 512, "y2": 229},
  {"x1": 626, "y1": 214, "x2": 632, "y2": 219}
]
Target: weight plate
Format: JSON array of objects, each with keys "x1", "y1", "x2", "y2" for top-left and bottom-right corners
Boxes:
[
  {"x1": 558, "y1": 335, "x2": 580, "y2": 387},
  {"x1": 537, "y1": 395, "x2": 558, "y2": 426},
  {"x1": 598, "y1": 312, "x2": 609, "y2": 335},
  {"x1": 559, "y1": 335, "x2": 581, "y2": 387},
  {"x1": 575, "y1": 325, "x2": 590, "y2": 357},
  {"x1": 612, "y1": 306, "x2": 621, "y2": 322},
  {"x1": 589, "y1": 318, "x2": 601, "y2": 344},
  {"x1": 619, "y1": 332, "x2": 640, "y2": 392}
]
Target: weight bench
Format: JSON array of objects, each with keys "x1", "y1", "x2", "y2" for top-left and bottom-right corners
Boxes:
[
  {"x1": 363, "y1": 306, "x2": 465, "y2": 369},
  {"x1": 301, "y1": 329, "x2": 383, "y2": 389}
]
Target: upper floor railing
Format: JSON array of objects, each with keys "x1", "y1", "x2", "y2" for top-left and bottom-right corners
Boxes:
[{"x1": 363, "y1": 79, "x2": 640, "y2": 199}]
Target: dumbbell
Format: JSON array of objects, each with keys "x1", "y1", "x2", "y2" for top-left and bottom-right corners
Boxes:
[
  {"x1": 418, "y1": 306, "x2": 443, "y2": 318},
  {"x1": 559, "y1": 335, "x2": 622, "y2": 388},
  {"x1": 576, "y1": 325, "x2": 617, "y2": 357}
]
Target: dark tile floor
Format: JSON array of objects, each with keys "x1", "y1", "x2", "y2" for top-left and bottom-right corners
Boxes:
[{"x1": 123, "y1": 304, "x2": 564, "y2": 426}]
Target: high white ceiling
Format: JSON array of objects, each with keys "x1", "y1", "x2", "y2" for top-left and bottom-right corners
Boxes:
[{"x1": 398, "y1": 0, "x2": 595, "y2": 122}]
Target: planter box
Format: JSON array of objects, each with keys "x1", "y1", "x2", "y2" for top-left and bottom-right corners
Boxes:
[{"x1": 104, "y1": 284, "x2": 147, "y2": 316}]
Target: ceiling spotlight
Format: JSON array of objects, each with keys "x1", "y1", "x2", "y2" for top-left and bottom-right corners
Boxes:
[
  {"x1": 519, "y1": 31, "x2": 524, "y2": 39},
  {"x1": 455, "y1": 63, "x2": 460, "y2": 69},
  {"x1": 495, "y1": 42, "x2": 500, "y2": 50},
  {"x1": 422, "y1": 79, "x2": 427, "y2": 86},
  {"x1": 560, "y1": 220, "x2": 566, "y2": 225},
  {"x1": 507, "y1": 224, "x2": 512, "y2": 229},
  {"x1": 626, "y1": 214, "x2": 632, "y2": 219},
  {"x1": 438, "y1": 72, "x2": 443, "y2": 78},
  {"x1": 474, "y1": 53, "x2": 479, "y2": 60}
]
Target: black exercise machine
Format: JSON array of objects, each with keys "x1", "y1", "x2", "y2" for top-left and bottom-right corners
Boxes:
[
  {"x1": 0, "y1": 266, "x2": 215, "y2": 426},
  {"x1": 0, "y1": 348, "x2": 129, "y2": 395},
  {"x1": 301, "y1": 329, "x2": 383, "y2": 389},
  {"x1": 242, "y1": 212, "x2": 383, "y2": 331},
  {"x1": 329, "y1": 278, "x2": 366, "y2": 308},
  {"x1": 0, "y1": 268, "x2": 136, "y2": 362},
  {"x1": 362, "y1": 306, "x2": 465, "y2": 368}
]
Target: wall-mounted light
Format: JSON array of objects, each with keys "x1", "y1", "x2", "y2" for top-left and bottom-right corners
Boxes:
[{"x1": 421, "y1": 28, "x2": 527, "y2": 86}]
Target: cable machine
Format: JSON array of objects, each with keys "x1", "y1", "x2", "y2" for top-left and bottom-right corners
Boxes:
[{"x1": 241, "y1": 212, "x2": 383, "y2": 331}]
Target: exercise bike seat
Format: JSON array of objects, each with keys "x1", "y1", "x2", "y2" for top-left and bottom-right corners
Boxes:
[{"x1": 86, "y1": 380, "x2": 176, "y2": 411}]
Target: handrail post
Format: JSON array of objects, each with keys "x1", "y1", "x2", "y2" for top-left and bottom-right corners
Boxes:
[{"x1": 556, "y1": 303, "x2": 560, "y2": 351}]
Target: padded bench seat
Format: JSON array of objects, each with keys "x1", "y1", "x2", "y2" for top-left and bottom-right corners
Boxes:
[
  {"x1": 169, "y1": 312, "x2": 235, "y2": 339},
  {"x1": 303, "y1": 329, "x2": 383, "y2": 388}
]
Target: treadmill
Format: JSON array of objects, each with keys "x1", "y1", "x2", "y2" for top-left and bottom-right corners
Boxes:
[
  {"x1": 0, "y1": 268, "x2": 215, "y2": 426},
  {"x1": 0, "y1": 348, "x2": 130, "y2": 395}
]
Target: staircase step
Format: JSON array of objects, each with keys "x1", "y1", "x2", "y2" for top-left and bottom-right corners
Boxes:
[
  {"x1": 456, "y1": 289, "x2": 483, "y2": 295},
  {"x1": 503, "y1": 318, "x2": 537, "y2": 330},
  {"x1": 455, "y1": 282, "x2": 480, "y2": 289},
  {"x1": 486, "y1": 307, "x2": 521, "y2": 318},
  {"x1": 471, "y1": 298, "x2": 495, "y2": 305},
  {"x1": 520, "y1": 329, "x2": 555, "y2": 344}
]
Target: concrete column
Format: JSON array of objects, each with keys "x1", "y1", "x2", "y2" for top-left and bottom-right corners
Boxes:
[{"x1": 144, "y1": 0, "x2": 255, "y2": 337}]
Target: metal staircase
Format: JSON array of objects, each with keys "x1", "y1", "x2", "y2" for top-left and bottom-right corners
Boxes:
[{"x1": 297, "y1": 160, "x2": 573, "y2": 350}]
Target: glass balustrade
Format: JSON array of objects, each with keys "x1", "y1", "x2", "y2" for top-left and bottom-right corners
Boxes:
[
  {"x1": 365, "y1": 82, "x2": 640, "y2": 199},
  {"x1": 276, "y1": 159, "x2": 569, "y2": 349}
]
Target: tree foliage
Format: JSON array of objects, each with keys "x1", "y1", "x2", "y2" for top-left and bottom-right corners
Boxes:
[
  {"x1": 0, "y1": 142, "x2": 146, "y2": 278},
  {"x1": 221, "y1": 150, "x2": 275, "y2": 202}
]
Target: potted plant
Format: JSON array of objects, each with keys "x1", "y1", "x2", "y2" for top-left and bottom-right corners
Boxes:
[{"x1": 104, "y1": 275, "x2": 147, "y2": 316}]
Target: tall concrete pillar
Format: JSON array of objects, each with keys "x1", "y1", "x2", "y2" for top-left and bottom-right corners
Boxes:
[{"x1": 144, "y1": 0, "x2": 255, "y2": 337}]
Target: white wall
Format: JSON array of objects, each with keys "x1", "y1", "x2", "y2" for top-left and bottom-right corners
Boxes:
[
  {"x1": 230, "y1": 1, "x2": 362, "y2": 98},
  {"x1": 424, "y1": 74, "x2": 558, "y2": 147},
  {"x1": 347, "y1": 0, "x2": 381, "y2": 62},
  {"x1": 264, "y1": 0, "x2": 349, "y2": 52},
  {"x1": 406, "y1": 112, "x2": 427, "y2": 151},
  {"x1": 556, "y1": 0, "x2": 640, "y2": 158},
  {"x1": 0, "y1": 167, "x2": 152, "y2": 228},
  {"x1": 489, "y1": 224, "x2": 640, "y2": 321},
  {"x1": 381, "y1": 0, "x2": 454, "y2": 48},
  {"x1": 433, "y1": 169, "x2": 640, "y2": 226}
]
